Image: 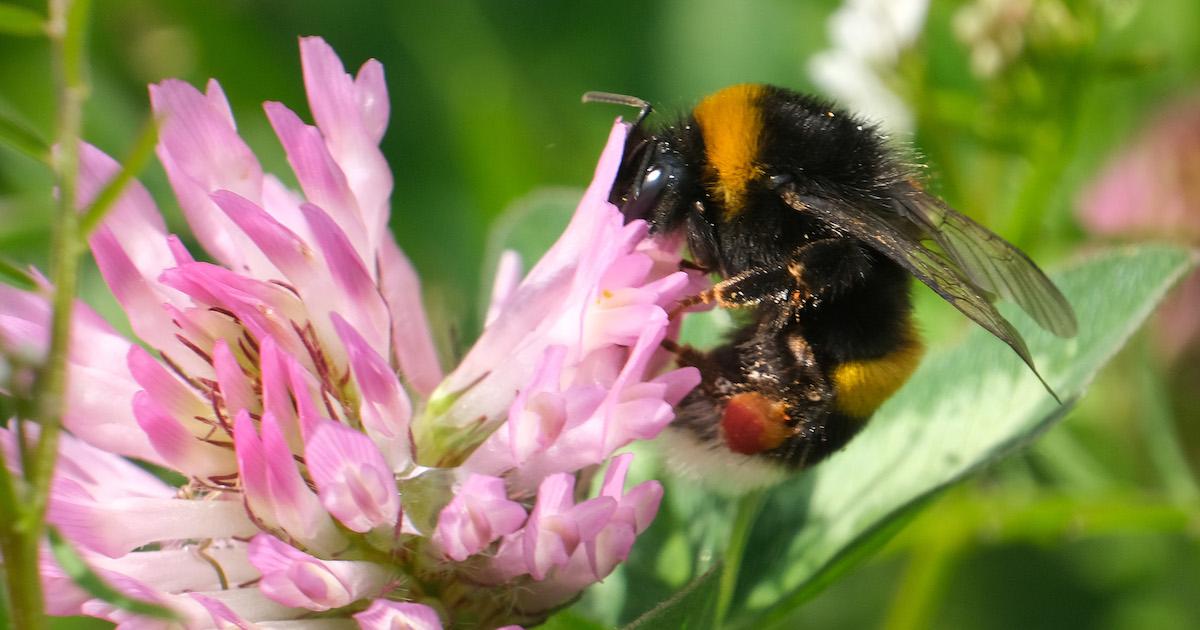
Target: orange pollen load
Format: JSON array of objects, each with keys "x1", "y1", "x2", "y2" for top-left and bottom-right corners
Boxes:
[{"x1": 720, "y1": 391, "x2": 792, "y2": 455}]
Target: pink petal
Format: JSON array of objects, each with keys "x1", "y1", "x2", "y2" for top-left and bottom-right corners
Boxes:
[
  {"x1": 259, "y1": 411, "x2": 344, "y2": 552},
  {"x1": 166, "y1": 234, "x2": 196, "y2": 266},
  {"x1": 258, "y1": 336, "x2": 303, "y2": 448},
  {"x1": 331, "y1": 313, "x2": 413, "y2": 467},
  {"x1": 210, "y1": 189, "x2": 316, "y2": 283},
  {"x1": 485, "y1": 250, "x2": 523, "y2": 326},
  {"x1": 40, "y1": 426, "x2": 172, "y2": 500},
  {"x1": 598, "y1": 452, "x2": 634, "y2": 499},
  {"x1": 354, "y1": 59, "x2": 389, "y2": 143},
  {"x1": 187, "y1": 594, "x2": 255, "y2": 629},
  {"x1": 181, "y1": 587, "x2": 306, "y2": 625},
  {"x1": 378, "y1": 238, "x2": 443, "y2": 395},
  {"x1": 305, "y1": 420, "x2": 399, "y2": 533},
  {"x1": 354, "y1": 600, "x2": 443, "y2": 630},
  {"x1": 261, "y1": 173, "x2": 312, "y2": 242},
  {"x1": 91, "y1": 227, "x2": 204, "y2": 376},
  {"x1": 127, "y1": 345, "x2": 209, "y2": 420},
  {"x1": 507, "y1": 346, "x2": 567, "y2": 464},
  {"x1": 286, "y1": 355, "x2": 324, "y2": 439},
  {"x1": 589, "y1": 305, "x2": 668, "y2": 356},
  {"x1": 300, "y1": 36, "x2": 393, "y2": 246},
  {"x1": 77, "y1": 143, "x2": 173, "y2": 281},
  {"x1": 621, "y1": 481, "x2": 664, "y2": 535},
  {"x1": 38, "y1": 546, "x2": 90, "y2": 616},
  {"x1": 249, "y1": 534, "x2": 392, "y2": 612},
  {"x1": 0, "y1": 294, "x2": 167, "y2": 464},
  {"x1": 432, "y1": 474, "x2": 526, "y2": 561},
  {"x1": 211, "y1": 339, "x2": 259, "y2": 419},
  {"x1": 265, "y1": 100, "x2": 369, "y2": 259},
  {"x1": 520, "y1": 474, "x2": 616, "y2": 580},
  {"x1": 160, "y1": 263, "x2": 308, "y2": 355},
  {"x1": 235, "y1": 410, "x2": 340, "y2": 547},
  {"x1": 423, "y1": 123, "x2": 631, "y2": 447},
  {"x1": 655, "y1": 366, "x2": 702, "y2": 406},
  {"x1": 133, "y1": 391, "x2": 234, "y2": 478},
  {"x1": 585, "y1": 521, "x2": 637, "y2": 581},
  {"x1": 85, "y1": 545, "x2": 258, "y2": 595},
  {"x1": 234, "y1": 409, "x2": 272, "y2": 516},
  {"x1": 300, "y1": 202, "x2": 391, "y2": 349},
  {"x1": 51, "y1": 493, "x2": 256, "y2": 558},
  {"x1": 77, "y1": 571, "x2": 182, "y2": 626},
  {"x1": 64, "y1": 362, "x2": 160, "y2": 464},
  {"x1": 150, "y1": 78, "x2": 274, "y2": 275}
]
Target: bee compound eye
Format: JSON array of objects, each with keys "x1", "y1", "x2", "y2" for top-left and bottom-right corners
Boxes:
[
  {"x1": 640, "y1": 166, "x2": 665, "y2": 196},
  {"x1": 621, "y1": 165, "x2": 669, "y2": 222}
]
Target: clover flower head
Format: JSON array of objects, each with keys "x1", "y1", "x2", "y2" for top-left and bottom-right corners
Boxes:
[
  {"x1": 808, "y1": 0, "x2": 930, "y2": 133},
  {"x1": 0, "y1": 37, "x2": 701, "y2": 628},
  {"x1": 1078, "y1": 95, "x2": 1200, "y2": 359}
]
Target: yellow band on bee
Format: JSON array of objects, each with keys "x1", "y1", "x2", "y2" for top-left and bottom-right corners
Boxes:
[
  {"x1": 693, "y1": 83, "x2": 766, "y2": 216},
  {"x1": 832, "y1": 328, "x2": 924, "y2": 419}
]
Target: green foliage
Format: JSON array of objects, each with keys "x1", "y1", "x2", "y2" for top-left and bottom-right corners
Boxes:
[
  {"x1": 623, "y1": 563, "x2": 723, "y2": 630},
  {"x1": 0, "y1": 3, "x2": 43, "y2": 37}
]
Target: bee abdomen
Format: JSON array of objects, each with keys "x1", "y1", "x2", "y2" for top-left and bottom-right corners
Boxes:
[{"x1": 830, "y1": 326, "x2": 924, "y2": 419}]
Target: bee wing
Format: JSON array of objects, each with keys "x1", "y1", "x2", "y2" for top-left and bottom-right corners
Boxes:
[
  {"x1": 893, "y1": 188, "x2": 1077, "y2": 338},
  {"x1": 778, "y1": 186, "x2": 1054, "y2": 394}
]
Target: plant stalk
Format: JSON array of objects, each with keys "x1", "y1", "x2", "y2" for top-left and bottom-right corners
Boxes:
[
  {"x1": 0, "y1": 0, "x2": 90, "y2": 626},
  {"x1": 716, "y1": 490, "x2": 765, "y2": 628}
]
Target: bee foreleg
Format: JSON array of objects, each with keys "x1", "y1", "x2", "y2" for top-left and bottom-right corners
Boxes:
[
  {"x1": 671, "y1": 265, "x2": 793, "y2": 317},
  {"x1": 671, "y1": 240, "x2": 877, "y2": 318}
]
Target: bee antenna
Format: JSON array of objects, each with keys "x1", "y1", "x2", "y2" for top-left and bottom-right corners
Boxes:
[{"x1": 582, "y1": 91, "x2": 653, "y2": 127}]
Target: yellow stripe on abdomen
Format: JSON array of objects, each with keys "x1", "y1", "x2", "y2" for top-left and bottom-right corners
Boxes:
[
  {"x1": 832, "y1": 330, "x2": 924, "y2": 419},
  {"x1": 692, "y1": 83, "x2": 766, "y2": 216}
]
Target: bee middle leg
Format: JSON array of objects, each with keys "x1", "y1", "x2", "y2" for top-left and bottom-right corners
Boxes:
[{"x1": 672, "y1": 238, "x2": 876, "y2": 317}]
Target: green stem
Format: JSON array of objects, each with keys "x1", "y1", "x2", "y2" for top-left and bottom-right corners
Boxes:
[
  {"x1": 882, "y1": 537, "x2": 960, "y2": 630},
  {"x1": 1138, "y1": 341, "x2": 1200, "y2": 504},
  {"x1": 1005, "y1": 56, "x2": 1088, "y2": 247},
  {"x1": 77, "y1": 116, "x2": 158, "y2": 239},
  {"x1": 0, "y1": 0, "x2": 90, "y2": 626},
  {"x1": 715, "y1": 490, "x2": 765, "y2": 628}
]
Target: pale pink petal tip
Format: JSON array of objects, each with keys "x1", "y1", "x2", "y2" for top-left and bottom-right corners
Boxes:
[
  {"x1": 249, "y1": 534, "x2": 391, "y2": 612},
  {"x1": 433, "y1": 474, "x2": 527, "y2": 561},
  {"x1": 486, "y1": 250, "x2": 523, "y2": 326},
  {"x1": 518, "y1": 474, "x2": 618, "y2": 581},
  {"x1": 354, "y1": 599, "x2": 443, "y2": 630},
  {"x1": 331, "y1": 313, "x2": 413, "y2": 466},
  {"x1": 306, "y1": 419, "x2": 400, "y2": 532}
]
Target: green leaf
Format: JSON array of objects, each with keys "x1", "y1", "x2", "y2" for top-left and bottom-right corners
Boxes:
[
  {"x1": 0, "y1": 108, "x2": 50, "y2": 162},
  {"x1": 78, "y1": 117, "x2": 159, "y2": 239},
  {"x1": 0, "y1": 3, "x2": 44, "y2": 36},
  {"x1": 623, "y1": 563, "x2": 723, "y2": 630},
  {"x1": 542, "y1": 609, "x2": 612, "y2": 630},
  {"x1": 723, "y1": 244, "x2": 1197, "y2": 626},
  {"x1": 47, "y1": 528, "x2": 179, "y2": 621},
  {"x1": 0, "y1": 257, "x2": 37, "y2": 290}
]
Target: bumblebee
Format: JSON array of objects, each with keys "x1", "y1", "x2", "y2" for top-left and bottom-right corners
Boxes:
[{"x1": 586, "y1": 84, "x2": 1076, "y2": 485}]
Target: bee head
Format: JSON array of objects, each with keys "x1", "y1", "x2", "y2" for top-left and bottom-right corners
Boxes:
[{"x1": 611, "y1": 127, "x2": 696, "y2": 233}]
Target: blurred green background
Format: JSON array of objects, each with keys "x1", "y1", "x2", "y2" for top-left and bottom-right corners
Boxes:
[{"x1": 1, "y1": 0, "x2": 1198, "y2": 628}]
